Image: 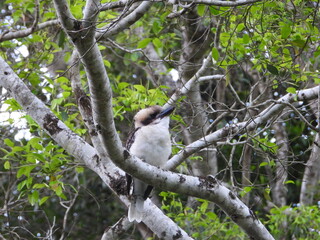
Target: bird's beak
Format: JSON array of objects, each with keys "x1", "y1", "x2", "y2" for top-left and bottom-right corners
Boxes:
[{"x1": 157, "y1": 106, "x2": 175, "y2": 119}]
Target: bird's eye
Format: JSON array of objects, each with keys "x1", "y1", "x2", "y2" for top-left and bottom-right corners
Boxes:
[{"x1": 150, "y1": 113, "x2": 158, "y2": 119}]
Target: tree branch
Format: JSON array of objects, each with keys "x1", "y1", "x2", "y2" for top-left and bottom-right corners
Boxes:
[
  {"x1": 99, "y1": 0, "x2": 261, "y2": 9},
  {"x1": 53, "y1": 0, "x2": 76, "y2": 32},
  {"x1": 166, "y1": 86, "x2": 320, "y2": 169},
  {"x1": 68, "y1": 51, "x2": 110, "y2": 162},
  {"x1": 0, "y1": 20, "x2": 60, "y2": 42},
  {"x1": 164, "y1": 52, "x2": 212, "y2": 108},
  {"x1": 96, "y1": 1, "x2": 153, "y2": 39},
  {"x1": 175, "y1": 0, "x2": 262, "y2": 6},
  {"x1": 101, "y1": 217, "x2": 133, "y2": 240},
  {"x1": 54, "y1": 0, "x2": 124, "y2": 161},
  {"x1": 117, "y1": 154, "x2": 274, "y2": 240}
]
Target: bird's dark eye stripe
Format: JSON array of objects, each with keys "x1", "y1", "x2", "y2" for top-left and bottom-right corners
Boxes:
[
  {"x1": 150, "y1": 112, "x2": 158, "y2": 118},
  {"x1": 141, "y1": 117, "x2": 153, "y2": 126}
]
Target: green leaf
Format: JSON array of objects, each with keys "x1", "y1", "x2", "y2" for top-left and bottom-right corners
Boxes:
[
  {"x1": 291, "y1": 39, "x2": 306, "y2": 48},
  {"x1": 4, "y1": 138, "x2": 14, "y2": 147},
  {"x1": 130, "y1": 52, "x2": 139, "y2": 62},
  {"x1": 237, "y1": 23, "x2": 245, "y2": 32},
  {"x1": 211, "y1": 47, "x2": 219, "y2": 61},
  {"x1": 17, "y1": 167, "x2": 25, "y2": 178},
  {"x1": 62, "y1": 91, "x2": 71, "y2": 99},
  {"x1": 101, "y1": 59, "x2": 110, "y2": 68},
  {"x1": 12, "y1": 146, "x2": 24, "y2": 152},
  {"x1": 75, "y1": 167, "x2": 84, "y2": 173},
  {"x1": 4, "y1": 161, "x2": 11, "y2": 170},
  {"x1": 243, "y1": 34, "x2": 250, "y2": 44},
  {"x1": 285, "y1": 180, "x2": 295, "y2": 185},
  {"x1": 51, "y1": 98, "x2": 64, "y2": 109},
  {"x1": 33, "y1": 183, "x2": 48, "y2": 189},
  {"x1": 39, "y1": 196, "x2": 49, "y2": 206},
  {"x1": 55, "y1": 185, "x2": 63, "y2": 196},
  {"x1": 152, "y1": 38, "x2": 163, "y2": 49},
  {"x1": 17, "y1": 180, "x2": 27, "y2": 191},
  {"x1": 56, "y1": 76, "x2": 69, "y2": 84},
  {"x1": 281, "y1": 24, "x2": 291, "y2": 39},
  {"x1": 286, "y1": 87, "x2": 296, "y2": 94},
  {"x1": 197, "y1": 5, "x2": 206, "y2": 16},
  {"x1": 259, "y1": 162, "x2": 268, "y2": 167},
  {"x1": 243, "y1": 186, "x2": 253, "y2": 193},
  {"x1": 70, "y1": 5, "x2": 83, "y2": 19},
  {"x1": 29, "y1": 137, "x2": 43, "y2": 150},
  {"x1": 57, "y1": 31, "x2": 66, "y2": 47},
  {"x1": 28, "y1": 190, "x2": 39, "y2": 206},
  {"x1": 17, "y1": 165, "x2": 36, "y2": 178},
  {"x1": 138, "y1": 38, "x2": 152, "y2": 48},
  {"x1": 133, "y1": 85, "x2": 146, "y2": 92},
  {"x1": 152, "y1": 21, "x2": 162, "y2": 34},
  {"x1": 209, "y1": 6, "x2": 219, "y2": 15},
  {"x1": 267, "y1": 64, "x2": 279, "y2": 75},
  {"x1": 200, "y1": 200, "x2": 208, "y2": 212},
  {"x1": 26, "y1": 177, "x2": 33, "y2": 188},
  {"x1": 118, "y1": 82, "x2": 130, "y2": 90}
]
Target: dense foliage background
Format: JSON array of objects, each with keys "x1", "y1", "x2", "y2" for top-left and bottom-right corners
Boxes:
[{"x1": 1, "y1": 0, "x2": 320, "y2": 239}]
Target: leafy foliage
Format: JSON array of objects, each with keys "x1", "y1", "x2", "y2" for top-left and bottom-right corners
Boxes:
[
  {"x1": 267, "y1": 205, "x2": 320, "y2": 239},
  {"x1": 160, "y1": 192, "x2": 246, "y2": 239}
]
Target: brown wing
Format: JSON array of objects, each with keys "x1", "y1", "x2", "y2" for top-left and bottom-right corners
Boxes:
[{"x1": 126, "y1": 127, "x2": 140, "y2": 150}]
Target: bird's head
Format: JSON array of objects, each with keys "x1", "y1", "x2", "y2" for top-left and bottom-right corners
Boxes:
[{"x1": 134, "y1": 105, "x2": 175, "y2": 128}]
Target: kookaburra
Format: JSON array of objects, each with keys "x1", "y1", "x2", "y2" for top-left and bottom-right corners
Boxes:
[{"x1": 126, "y1": 105, "x2": 174, "y2": 222}]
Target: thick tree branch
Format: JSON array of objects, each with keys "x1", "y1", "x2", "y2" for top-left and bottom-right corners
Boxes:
[
  {"x1": 99, "y1": 0, "x2": 261, "y2": 9},
  {"x1": 300, "y1": 132, "x2": 320, "y2": 205},
  {"x1": 0, "y1": 20, "x2": 60, "y2": 42},
  {"x1": 53, "y1": 0, "x2": 76, "y2": 31},
  {"x1": 54, "y1": 0, "x2": 124, "y2": 161}
]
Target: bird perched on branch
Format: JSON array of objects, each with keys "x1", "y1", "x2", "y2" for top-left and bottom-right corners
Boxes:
[{"x1": 126, "y1": 105, "x2": 174, "y2": 222}]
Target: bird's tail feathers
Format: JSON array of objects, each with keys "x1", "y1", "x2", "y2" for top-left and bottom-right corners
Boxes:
[{"x1": 128, "y1": 196, "x2": 144, "y2": 223}]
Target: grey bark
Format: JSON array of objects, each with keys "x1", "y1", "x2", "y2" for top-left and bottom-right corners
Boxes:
[{"x1": 272, "y1": 121, "x2": 288, "y2": 207}]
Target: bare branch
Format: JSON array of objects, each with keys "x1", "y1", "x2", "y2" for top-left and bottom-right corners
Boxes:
[
  {"x1": 59, "y1": 186, "x2": 79, "y2": 240},
  {"x1": 276, "y1": 100, "x2": 320, "y2": 132},
  {"x1": 101, "y1": 217, "x2": 133, "y2": 240},
  {"x1": 176, "y1": 0, "x2": 262, "y2": 6},
  {"x1": 31, "y1": 0, "x2": 40, "y2": 32},
  {"x1": 96, "y1": 1, "x2": 153, "y2": 39},
  {"x1": 164, "y1": 52, "x2": 212, "y2": 108},
  {"x1": 100, "y1": 0, "x2": 261, "y2": 9},
  {"x1": 198, "y1": 74, "x2": 225, "y2": 82},
  {"x1": 0, "y1": 20, "x2": 59, "y2": 42}
]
